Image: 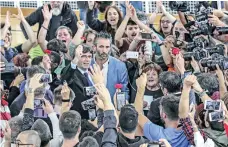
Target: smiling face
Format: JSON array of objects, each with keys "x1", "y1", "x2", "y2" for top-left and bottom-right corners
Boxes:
[
  {"x1": 125, "y1": 25, "x2": 139, "y2": 41},
  {"x1": 146, "y1": 69, "x2": 159, "y2": 87},
  {"x1": 56, "y1": 28, "x2": 72, "y2": 46},
  {"x1": 106, "y1": 7, "x2": 120, "y2": 26},
  {"x1": 160, "y1": 16, "x2": 173, "y2": 35}
]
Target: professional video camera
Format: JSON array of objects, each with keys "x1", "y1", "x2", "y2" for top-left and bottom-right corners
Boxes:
[
  {"x1": 169, "y1": 1, "x2": 189, "y2": 12},
  {"x1": 189, "y1": 23, "x2": 214, "y2": 38},
  {"x1": 183, "y1": 47, "x2": 207, "y2": 61},
  {"x1": 185, "y1": 37, "x2": 209, "y2": 51},
  {"x1": 204, "y1": 44, "x2": 225, "y2": 56},
  {"x1": 216, "y1": 27, "x2": 228, "y2": 35},
  {"x1": 200, "y1": 53, "x2": 228, "y2": 71}
]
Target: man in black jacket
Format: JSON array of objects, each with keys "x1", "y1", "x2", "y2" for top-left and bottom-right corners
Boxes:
[
  {"x1": 61, "y1": 44, "x2": 93, "y2": 119},
  {"x1": 20, "y1": 1, "x2": 78, "y2": 41}
]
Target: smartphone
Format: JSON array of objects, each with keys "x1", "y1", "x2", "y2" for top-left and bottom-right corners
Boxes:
[
  {"x1": 39, "y1": 74, "x2": 52, "y2": 83},
  {"x1": 184, "y1": 70, "x2": 192, "y2": 77},
  {"x1": 204, "y1": 100, "x2": 222, "y2": 111},
  {"x1": 141, "y1": 32, "x2": 152, "y2": 40},
  {"x1": 84, "y1": 86, "x2": 97, "y2": 97},
  {"x1": 88, "y1": 109, "x2": 97, "y2": 121},
  {"x1": 34, "y1": 99, "x2": 47, "y2": 118},
  {"x1": 116, "y1": 92, "x2": 126, "y2": 111},
  {"x1": 126, "y1": 51, "x2": 139, "y2": 59},
  {"x1": 147, "y1": 141, "x2": 161, "y2": 147},
  {"x1": 4, "y1": 63, "x2": 15, "y2": 72},
  {"x1": 81, "y1": 98, "x2": 96, "y2": 110},
  {"x1": 209, "y1": 111, "x2": 225, "y2": 122}
]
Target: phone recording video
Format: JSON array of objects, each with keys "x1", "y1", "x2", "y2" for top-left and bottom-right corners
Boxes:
[
  {"x1": 81, "y1": 98, "x2": 96, "y2": 110},
  {"x1": 209, "y1": 111, "x2": 225, "y2": 122},
  {"x1": 147, "y1": 141, "x2": 161, "y2": 147},
  {"x1": 126, "y1": 51, "x2": 139, "y2": 59},
  {"x1": 141, "y1": 32, "x2": 152, "y2": 40},
  {"x1": 4, "y1": 63, "x2": 15, "y2": 72},
  {"x1": 116, "y1": 92, "x2": 126, "y2": 111},
  {"x1": 85, "y1": 86, "x2": 97, "y2": 97},
  {"x1": 34, "y1": 99, "x2": 47, "y2": 118},
  {"x1": 204, "y1": 100, "x2": 222, "y2": 111},
  {"x1": 39, "y1": 74, "x2": 52, "y2": 83}
]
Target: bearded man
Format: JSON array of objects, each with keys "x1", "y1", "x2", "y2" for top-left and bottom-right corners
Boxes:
[
  {"x1": 91, "y1": 32, "x2": 129, "y2": 102},
  {"x1": 20, "y1": 1, "x2": 78, "y2": 41}
]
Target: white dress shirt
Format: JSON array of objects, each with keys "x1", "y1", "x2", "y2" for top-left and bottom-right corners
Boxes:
[{"x1": 95, "y1": 59, "x2": 109, "y2": 86}]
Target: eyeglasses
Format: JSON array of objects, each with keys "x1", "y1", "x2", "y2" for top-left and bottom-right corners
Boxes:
[
  {"x1": 161, "y1": 20, "x2": 171, "y2": 24},
  {"x1": 13, "y1": 140, "x2": 34, "y2": 147}
]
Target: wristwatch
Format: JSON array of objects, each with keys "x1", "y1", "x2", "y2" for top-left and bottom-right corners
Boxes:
[{"x1": 62, "y1": 99, "x2": 70, "y2": 102}]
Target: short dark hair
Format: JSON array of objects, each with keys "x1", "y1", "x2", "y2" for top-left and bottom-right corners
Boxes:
[
  {"x1": 160, "y1": 94, "x2": 180, "y2": 121},
  {"x1": 79, "y1": 131, "x2": 95, "y2": 142},
  {"x1": 127, "y1": 18, "x2": 137, "y2": 26},
  {"x1": 59, "y1": 110, "x2": 81, "y2": 139},
  {"x1": 47, "y1": 38, "x2": 67, "y2": 53},
  {"x1": 31, "y1": 56, "x2": 43, "y2": 66},
  {"x1": 197, "y1": 73, "x2": 219, "y2": 96},
  {"x1": 119, "y1": 104, "x2": 138, "y2": 133},
  {"x1": 159, "y1": 71, "x2": 181, "y2": 93},
  {"x1": 94, "y1": 32, "x2": 112, "y2": 45},
  {"x1": 49, "y1": 51, "x2": 61, "y2": 65},
  {"x1": 80, "y1": 119, "x2": 98, "y2": 139},
  {"x1": 53, "y1": 85, "x2": 75, "y2": 105},
  {"x1": 55, "y1": 26, "x2": 73, "y2": 37},
  {"x1": 142, "y1": 62, "x2": 163, "y2": 75},
  {"x1": 72, "y1": 43, "x2": 93, "y2": 59},
  {"x1": 83, "y1": 29, "x2": 96, "y2": 43},
  {"x1": 26, "y1": 65, "x2": 46, "y2": 79},
  {"x1": 78, "y1": 136, "x2": 99, "y2": 147}
]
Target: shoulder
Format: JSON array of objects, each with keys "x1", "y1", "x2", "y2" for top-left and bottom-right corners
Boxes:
[{"x1": 109, "y1": 56, "x2": 125, "y2": 65}]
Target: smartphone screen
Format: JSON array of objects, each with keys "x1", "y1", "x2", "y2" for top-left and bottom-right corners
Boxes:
[
  {"x1": 204, "y1": 100, "x2": 221, "y2": 111},
  {"x1": 4, "y1": 63, "x2": 15, "y2": 72},
  {"x1": 39, "y1": 74, "x2": 52, "y2": 83},
  {"x1": 116, "y1": 92, "x2": 126, "y2": 111},
  {"x1": 84, "y1": 86, "x2": 97, "y2": 97},
  {"x1": 184, "y1": 70, "x2": 192, "y2": 77},
  {"x1": 209, "y1": 111, "x2": 225, "y2": 122},
  {"x1": 141, "y1": 33, "x2": 152, "y2": 40},
  {"x1": 126, "y1": 51, "x2": 139, "y2": 59},
  {"x1": 81, "y1": 98, "x2": 96, "y2": 110},
  {"x1": 88, "y1": 109, "x2": 97, "y2": 121},
  {"x1": 34, "y1": 99, "x2": 47, "y2": 118}
]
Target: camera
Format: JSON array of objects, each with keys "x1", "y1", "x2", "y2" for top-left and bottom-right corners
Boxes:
[
  {"x1": 204, "y1": 100, "x2": 222, "y2": 111},
  {"x1": 200, "y1": 55, "x2": 228, "y2": 71},
  {"x1": 85, "y1": 86, "x2": 97, "y2": 97},
  {"x1": 204, "y1": 44, "x2": 225, "y2": 56},
  {"x1": 183, "y1": 47, "x2": 207, "y2": 61},
  {"x1": 216, "y1": 27, "x2": 228, "y2": 35},
  {"x1": 189, "y1": 23, "x2": 212, "y2": 38},
  {"x1": 169, "y1": 1, "x2": 189, "y2": 12},
  {"x1": 185, "y1": 37, "x2": 209, "y2": 52},
  {"x1": 81, "y1": 98, "x2": 96, "y2": 110}
]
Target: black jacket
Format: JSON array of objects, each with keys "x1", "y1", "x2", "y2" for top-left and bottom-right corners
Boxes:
[
  {"x1": 117, "y1": 133, "x2": 149, "y2": 147},
  {"x1": 20, "y1": 2, "x2": 78, "y2": 41},
  {"x1": 61, "y1": 64, "x2": 92, "y2": 119}
]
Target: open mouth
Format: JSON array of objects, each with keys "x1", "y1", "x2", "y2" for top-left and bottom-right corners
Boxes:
[
  {"x1": 131, "y1": 33, "x2": 137, "y2": 37},
  {"x1": 110, "y1": 19, "x2": 116, "y2": 22},
  {"x1": 61, "y1": 40, "x2": 66, "y2": 43}
]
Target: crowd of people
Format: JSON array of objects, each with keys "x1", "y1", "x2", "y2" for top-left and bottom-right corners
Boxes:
[{"x1": 1, "y1": 1, "x2": 228, "y2": 147}]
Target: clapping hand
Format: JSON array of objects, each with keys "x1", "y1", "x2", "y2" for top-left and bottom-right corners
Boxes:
[{"x1": 12, "y1": 6, "x2": 25, "y2": 21}]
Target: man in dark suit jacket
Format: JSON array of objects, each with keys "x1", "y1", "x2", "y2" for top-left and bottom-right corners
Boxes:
[{"x1": 61, "y1": 44, "x2": 93, "y2": 119}]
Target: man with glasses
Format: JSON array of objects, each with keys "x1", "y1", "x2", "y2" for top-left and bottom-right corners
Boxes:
[{"x1": 14, "y1": 130, "x2": 41, "y2": 147}]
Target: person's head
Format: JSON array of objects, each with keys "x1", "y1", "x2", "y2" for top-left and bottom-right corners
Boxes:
[
  {"x1": 160, "y1": 94, "x2": 180, "y2": 124},
  {"x1": 159, "y1": 71, "x2": 181, "y2": 95},
  {"x1": 31, "y1": 55, "x2": 51, "y2": 71},
  {"x1": 50, "y1": 1, "x2": 64, "y2": 16},
  {"x1": 80, "y1": 119, "x2": 98, "y2": 139},
  {"x1": 79, "y1": 131, "x2": 95, "y2": 142},
  {"x1": 16, "y1": 130, "x2": 41, "y2": 147},
  {"x1": 56, "y1": 26, "x2": 73, "y2": 45},
  {"x1": 125, "y1": 19, "x2": 139, "y2": 41},
  {"x1": 48, "y1": 51, "x2": 61, "y2": 72},
  {"x1": 83, "y1": 29, "x2": 96, "y2": 50},
  {"x1": 94, "y1": 32, "x2": 112, "y2": 61},
  {"x1": 1, "y1": 23, "x2": 12, "y2": 48},
  {"x1": 54, "y1": 85, "x2": 75, "y2": 106},
  {"x1": 105, "y1": 6, "x2": 122, "y2": 27},
  {"x1": 119, "y1": 104, "x2": 138, "y2": 134},
  {"x1": 72, "y1": 44, "x2": 93, "y2": 70},
  {"x1": 159, "y1": 15, "x2": 173, "y2": 36},
  {"x1": 31, "y1": 119, "x2": 52, "y2": 147},
  {"x1": 9, "y1": 116, "x2": 23, "y2": 142},
  {"x1": 31, "y1": 56, "x2": 43, "y2": 66},
  {"x1": 47, "y1": 38, "x2": 67, "y2": 54},
  {"x1": 13, "y1": 53, "x2": 31, "y2": 67},
  {"x1": 142, "y1": 62, "x2": 162, "y2": 89},
  {"x1": 59, "y1": 110, "x2": 81, "y2": 140},
  {"x1": 197, "y1": 73, "x2": 219, "y2": 96},
  {"x1": 78, "y1": 136, "x2": 99, "y2": 147}
]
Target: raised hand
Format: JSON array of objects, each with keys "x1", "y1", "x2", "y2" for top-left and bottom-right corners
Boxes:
[
  {"x1": 72, "y1": 45, "x2": 83, "y2": 65},
  {"x1": 5, "y1": 11, "x2": 11, "y2": 28},
  {"x1": 42, "y1": 99, "x2": 54, "y2": 114},
  {"x1": 183, "y1": 75, "x2": 196, "y2": 89},
  {"x1": 89, "y1": 64, "x2": 104, "y2": 84},
  {"x1": 175, "y1": 53, "x2": 185, "y2": 74},
  {"x1": 13, "y1": 73, "x2": 25, "y2": 87},
  {"x1": 130, "y1": 7, "x2": 138, "y2": 22},
  {"x1": 77, "y1": 21, "x2": 86, "y2": 31},
  {"x1": 191, "y1": 56, "x2": 200, "y2": 72},
  {"x1": 61, "y1": 82, "x2": 71, "y2": 100},
  {"x1": 208, "y1": 15, "x2": 224, "y2": 26},
  {"x1": 125, "y1": 1, "x2": 133, "y2": 18},
  {"x1": 12, "y1": 6, "x2": 25, "y2": 21},
  {"x1": 42, "y1": 4, "x2": 52, "y2": 21},
  {"x1": 94, "y1": 84, "x2": 111, "y2": 103},
  {"x1": 29, "y1": 73, "x2": 44, "y2": 90},
  {"x1": 136, "y1": 73, "x2": 147, "y2": 90},
  {"x1": 94, "y1": 95, "x2": 104, "y2": 110}
]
